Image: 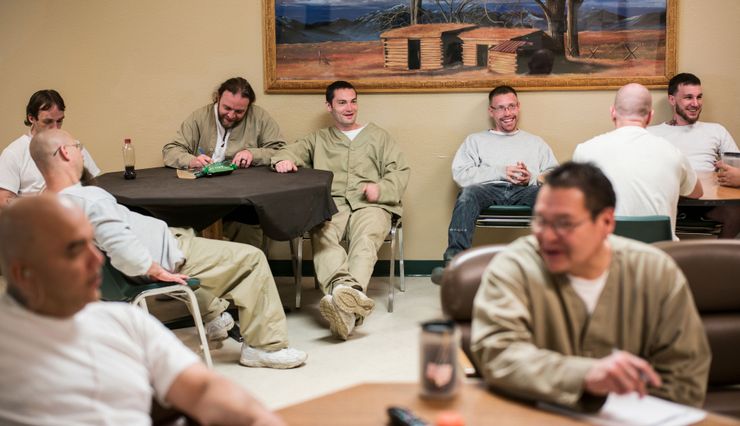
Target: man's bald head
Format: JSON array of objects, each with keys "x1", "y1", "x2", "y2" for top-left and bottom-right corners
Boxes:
[
  {"x1": 0, "y1": 194, "x2": 103, "y2": 317},
  {"x1": 612, "y1": 83, "x2": 653, "y2": 126},
  {"x1": 29, "y1": 129, "x2": 83, "y2": 190}
]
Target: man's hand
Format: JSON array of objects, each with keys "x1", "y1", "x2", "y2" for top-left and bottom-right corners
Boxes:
[
  {"x1": 505, "y1": 162, "x2": 531, "y2": 186},
  {"x1": 189, "y1": 154, "x2": 212, "y2": 169},
  {"x1": 362, "y1": 183, "x2": 380, "y2": 203},
  {"x1": 583, "y1": 350, "x2": 662, "y2": 398},
  {"x1": 232, "y1": 149, "x2": 254, "y2": 168},
  {"x1": 716, "y1": 160, "x2": 740, "y2": 188},
  {"x1": 146, "y1": 262, "x2": 189, "y2": 285},
  {"x1": 274, "y1": 160, "x2": 298, "y2": 173}
]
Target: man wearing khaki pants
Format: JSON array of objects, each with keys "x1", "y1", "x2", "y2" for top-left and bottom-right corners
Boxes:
[{"x1": 272, "y1": 81, "x2": 410, "y2": 340}]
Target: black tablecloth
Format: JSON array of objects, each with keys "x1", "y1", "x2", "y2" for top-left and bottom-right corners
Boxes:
[{"x1": 95, "y1": 166, "x2": 337, "y2": 240}]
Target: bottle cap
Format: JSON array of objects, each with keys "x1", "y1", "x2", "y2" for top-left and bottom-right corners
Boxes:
[{"x1": 124, "y1": 138, "x2": 131, "y2": 144}]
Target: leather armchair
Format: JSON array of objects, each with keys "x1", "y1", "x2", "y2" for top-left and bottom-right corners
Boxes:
[
  {"x1": 439, "y1": 245, "x2": 506, "y2": 376},
  {"x1": 655, "y1": 239, "x2": 740, "y2": 418}
]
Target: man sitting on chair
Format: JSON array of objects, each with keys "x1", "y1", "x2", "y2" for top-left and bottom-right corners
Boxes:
[
  {"x1": 272, "y1": 80, "x2": 410, "y2": 340},
  {"x1": 0, "y1": 194, "x2": 286, "y2": 425},
  {"x1": 30, "y1": 129, "x2": 306, "y2": 369},
  {"x1": 432, "y1": 85, "x2": 558, "y2": 283}
]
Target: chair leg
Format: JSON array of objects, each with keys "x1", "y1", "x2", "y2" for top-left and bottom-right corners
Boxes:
[
  {"x1": 398, "y1": 227, "x2": 405, "y2": 292},
  {"x1": 182, "y1": 287, "x2": 213, "y2": 369},
  {"x1": 388, "y1": 226, "x2": 396, "y2": 313},
  {"x1": 290, "y1": 237, "x2": 303, "y2": 309},
  {"x1": 133, "y1": 286, "x2": 213, "y2": 368}
]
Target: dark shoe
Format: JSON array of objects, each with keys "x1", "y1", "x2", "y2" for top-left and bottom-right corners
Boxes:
[{"x1": 431, "y1": 266, "x2": 445, "y2": 285}]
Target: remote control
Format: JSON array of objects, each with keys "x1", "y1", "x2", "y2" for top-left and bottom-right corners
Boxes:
[{"x1": 387, "y1": 406, "x2": 429, "y2": 426}]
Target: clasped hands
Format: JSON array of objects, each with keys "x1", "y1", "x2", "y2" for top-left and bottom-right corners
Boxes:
[{"x1": 505, "y1": 161, "x2": 531, "y2": 186}]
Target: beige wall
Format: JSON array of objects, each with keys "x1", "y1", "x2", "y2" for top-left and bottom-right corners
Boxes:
[{"x1": 1, "y1": 0, "x2": 738, "y2": 261}]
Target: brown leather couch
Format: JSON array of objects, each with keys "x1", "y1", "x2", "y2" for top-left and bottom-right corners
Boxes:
[
  {"x1": 439, "y1": 245, "x2": 505, "y2": 376},
  {"x1": 441, "y1": 241, "x2": 740, "y2": 418},
  {"x1": 655, "y1": 239, "x2": 740, "y2": 419}
]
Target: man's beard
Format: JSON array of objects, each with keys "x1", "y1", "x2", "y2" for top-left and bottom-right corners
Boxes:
[
  {"x1": 219, "y1": 114, "x2": 245, "y2": 130},
  {"x1": 676, "y1": 105, "x2": 700, "y2": 125}
]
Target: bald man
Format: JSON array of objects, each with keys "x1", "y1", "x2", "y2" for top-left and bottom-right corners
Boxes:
[
  {"x1": 572, "y1": 83, "x2": 702, "y2": 240},
  {"x1": 29, "y1": 129, "x2": 307, "y2": 369},
  {"x1": 0, "y1": 195, "x2": 285, "y2": 425}
]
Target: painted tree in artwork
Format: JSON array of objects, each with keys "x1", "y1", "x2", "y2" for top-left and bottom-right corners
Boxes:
[
  {"x1": 533, "y1": 0, "x2": 567, "y2": 52},
  {"x1": 566, "y1": 0, "x2": 585, "y2": 56},
  {"x1": 410, "y1": 0, "x2": 423, "y2": 24},
  {"x1": 428, "y1": 0, "x2": 477, "y2": 23}
]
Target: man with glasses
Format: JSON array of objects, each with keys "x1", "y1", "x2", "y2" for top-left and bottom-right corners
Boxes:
[
  {"x1": 573, "y1": 83, "x2": 702, "y2": 240},
  {"x1": 431, "y1": 85, "x2": 558, "y2": 283},
  {"x1": 0, "y1": 89, "x2": 100, "y2": 207},
  {"x1": 471, "y1": 161, "x2": 710, "y2": 410}
]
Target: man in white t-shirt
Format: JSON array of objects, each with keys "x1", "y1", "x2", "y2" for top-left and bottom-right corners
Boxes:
[
  {"x1": 573, "y1": 83, "x2": 703, "y2": 239},
  {"x1": 0, "y1": 194, "x2": 285, "y2": 426},
  {"x1": 647, "y1": 73, "x2": 740, "y2": 238},
  {"x1": 0, "y1": 89, "x2": 100, "y2": 207}
]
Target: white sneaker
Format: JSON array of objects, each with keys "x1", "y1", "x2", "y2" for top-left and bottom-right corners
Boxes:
[
  {"x1": 332, "y1": 284, "x2": 375, "y2": 319},
  {"x1": 239, "y1": 345, "x2": 307, "y2": 369},
  {"x1": 205, "y1": 312, "x2": 235, "y2": 341},
  {"x1": 319, "y1": 295, "x2": 355, "y2": 340}
]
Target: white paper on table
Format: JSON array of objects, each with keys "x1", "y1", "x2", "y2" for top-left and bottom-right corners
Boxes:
[{"x1": 540, "y1": 392, "x2": 707, "y2": 426}]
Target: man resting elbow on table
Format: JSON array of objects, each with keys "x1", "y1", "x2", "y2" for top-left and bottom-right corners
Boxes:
[
  {"x1": 31, "y1": 129, "x2": 306, "y2": 370},
  {"x1": 471, "y1": 162, "x2": 710, "y2": 412}
]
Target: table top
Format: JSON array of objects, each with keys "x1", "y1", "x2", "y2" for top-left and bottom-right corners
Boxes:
[
  {"x1": 680, "y1": 172, "x2": 740, "y2": 206},
  {"x1": 276, "y1": 382, "x2": 739, "y2": 426},
  {"x1": 95, "y1": 166, "x2": 337, "y2": 240}
]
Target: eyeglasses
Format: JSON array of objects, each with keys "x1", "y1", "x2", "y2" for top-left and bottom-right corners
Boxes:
[
  {"x1": 490, "y1": 103, "x2": 519, "y2": 113},
  {"x1": 531, "y1": 215, "x2": 590, "y2": 237},
  {"x1": 52, "y1": 141, "x2": 83, "y2": 157}
]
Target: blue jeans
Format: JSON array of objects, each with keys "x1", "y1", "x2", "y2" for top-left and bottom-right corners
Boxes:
[{"x1": 443, "y1": 182, "x2": 539, "y2": 261}]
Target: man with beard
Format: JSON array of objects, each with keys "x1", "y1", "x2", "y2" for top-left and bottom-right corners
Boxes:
[
  {"x1": 648, "y1": 73, "x2": 740, "y2": 238},
  {"x1": 162, "y1": 77, "x2": 287, "y2": 246},
  {"x1": 431, "y1": 85, "x2": 558, "y2": 284},
  {"x1": 272, "y1": 81, "x2": 410, "y2": 340},
  {"x1": 163, "y1": 77, "x2": 285, "y2": 169},
  {"x1": 0, "y1": 89, "x2": 100, "y2": 207},
  {"x1": 471, "y1": 162, "x2": 710, "y2": 411}
]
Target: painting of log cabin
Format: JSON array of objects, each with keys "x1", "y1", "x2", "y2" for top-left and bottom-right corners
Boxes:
[{"x1": 263, "y1": 0, "x2": 675, "y2": 92}]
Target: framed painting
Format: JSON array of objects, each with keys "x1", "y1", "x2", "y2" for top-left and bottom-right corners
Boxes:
[{"x1": 263, "y1": 0, "x2": 677, "y2": 93}]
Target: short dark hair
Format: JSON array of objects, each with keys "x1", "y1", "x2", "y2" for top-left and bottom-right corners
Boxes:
[
  {"x1": 326, "y1": 80, "x2": 356, "y2": 103},
  {"x1": 668, "y1": 73, "x2": 701, "y2": 96},
  {"x1": 544, "y1": 162, "x2": 616, "y2": 219},
  {"x1": 488, "y1": 85, "x2": 518, "y2": 103},
  {"x1": 24, "y1": 90, "x2": 65, "y2": 127},
  {"x1": 213, "y1": 77, "x2": 256, "y2": 104}
]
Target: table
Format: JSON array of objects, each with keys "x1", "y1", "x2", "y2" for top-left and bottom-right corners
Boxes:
[
  {"x1": 276, "y1": 382, "x2": 740, "y2": 426},
  {"x1": 680, "y1": 172, "x2": 740, "y2": 206},
  {"x1": 95, "y1": 166, "x2": 337, "y2": 241}
]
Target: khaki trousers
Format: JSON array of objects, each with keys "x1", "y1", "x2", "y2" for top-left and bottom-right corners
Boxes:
[
  {"x1": 172, "y1": 229, "x2": 288, "y2": 351},
  {"x1": 222, "y1": 221, "x2": 264, "y2": 250},
  {"x1": 310, "y1": 205, "x2": 391, "y2": 294}
]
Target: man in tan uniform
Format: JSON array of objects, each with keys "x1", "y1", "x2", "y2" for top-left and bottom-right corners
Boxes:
[
  {"x1": 162, "y1": 77, "x2": 287, "y2": 247},
  {"x1": 472, "y1": 161, "x2": 710, "y2": 410},
  {"x1": 272, "y1": 81, "x2": 410, "y2": 340}
]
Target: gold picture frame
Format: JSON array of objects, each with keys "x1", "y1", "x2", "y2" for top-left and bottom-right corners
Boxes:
[{"x1": 263, "y1": 0, "x2": 677, "y2": 93}]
